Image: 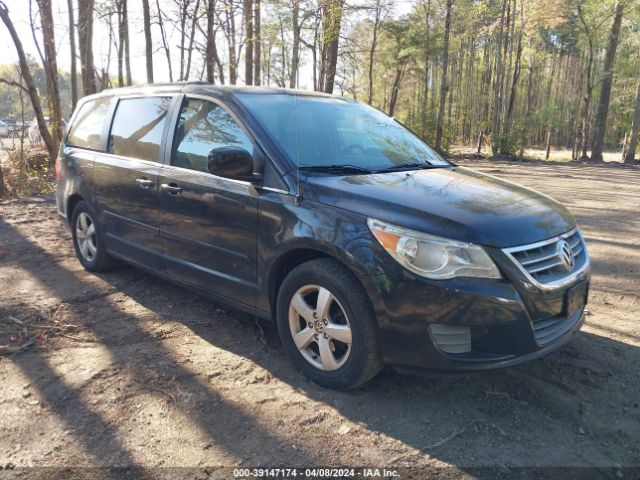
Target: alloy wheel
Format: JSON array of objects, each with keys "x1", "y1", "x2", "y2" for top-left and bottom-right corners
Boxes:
[
  {"x1": 75, "y1": 212, "x2": 97, "y2": 262},
  {"x1": 288, "y1": 284, "x2": 352, "y2": 371}
]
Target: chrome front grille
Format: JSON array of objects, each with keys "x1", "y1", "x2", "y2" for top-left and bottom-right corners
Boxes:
[{"x1": 503, "y1": 229, "x2": 589, "y2": 288}]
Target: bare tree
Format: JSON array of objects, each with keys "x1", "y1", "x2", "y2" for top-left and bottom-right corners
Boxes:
[
  {"x1": 367, "y1": 0, "x2": 385, "y2": 104},
  {"x1": 156, "y1": 0, "x2": 173, "y2": 81},
  {"x1": 421, "y1": 0, "x2": 432, "y2": 133},
  {"x1": 624, "y1": 80, "x2": 640, "y2": 165},
  {"x1": 254, "y1": 0, "x2": 261, "y2": 85},
  {"x1": 77, "y1": 0, "x2": 97, "y2": 94},
  {"x1": 435, "y1": 0, "x2": 453, "y2": 151},
  {"x1": 319, "y1": 0, "x2": 345, "y2": 94},
  {"x1": 35, "y1": 0, "x2": 63, "y2": 152},
  {"x1": 500, "y1": 0, "x2": 524, "y2": 154},
  {"x1": 205, "y1": 0, "x2": 224, "y2": 84},
  {"x1": 590, "y1": 1, "x2": 624, "y2": 162},
  {"x1": 123, "y1": 0, "x2": 131, "y2": 85},
  {"x1": 576, "y1": 4, "x2": 595, "y2": 160},
  {"x1": 0, "y1": 1, "x2": 56, "y2": 161},
  {"x1": 290, "y1": 0, "x2": 301, "y2": 88},
  {"x1": 116, "y1": 0, "x2": 130, "y2": 86},
  {"x1": 221, "y1": 0, "x2": 239, "y2": 84},
  {"x1": 142, "y1": 0, "x2": 154, "y2": 83},
  {"x1": 244, "y1": 0, "x2": 253, "y2": 85},
  {"x1": 184, "y1": 0, "x2": 202, "y2": 80},
  {"x1": 67, "y1": 0, "x2": 78, "y2": 108}
]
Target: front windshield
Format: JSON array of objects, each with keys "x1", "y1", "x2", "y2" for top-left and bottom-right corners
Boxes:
[{"x1": 236, "y1": 93, "x2": 450, "y2": 172}]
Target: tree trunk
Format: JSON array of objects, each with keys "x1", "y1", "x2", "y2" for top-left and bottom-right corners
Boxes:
[
  {"x1": 117, "y1": 0, "x2": 125, "y2": 86},
  {"x1": 0, "y1": 159, "x2": 5, "y2": 198},
  {"x1": 320, "y1": 0, "x2": 344, "y2": 94},
  {"x1": 435, "y1": 0, "x2": 453, "y2": 151},
  {"x1": 142, "y1": 0, "x2": 153, "y2": 83},
  {"x1": 545, "y1": 130, "x2": 551, "y2": 160},
  {"x1": 388, "y1": 64, "x2": 405, "y2": 117},
  {"x1": 624, "y1": 81, "x2": 640, "y2": 165},
  {"x1": 156, "y1": 0, "x2": 173, "y2": 81},
  {"x1": 367, "y1": 0, "x2": 382, "y2": 104},
  {"x1": 421, "y1": 0, "x2": 431, "y2": 132},
  {"x1": 36, "y1": 0, "x2": 63, "y2": 156},
  {"x1": 184, "y1": 0, "x2": 201, "y2": 80},
  {"x1": 67, "y1": 0, "x2": 78, "y2": 108},
  {"x1": 123, "y1": 0, "x2": 131, "y2": 85},
  {"x1": 178, "y1": 0, "x2": 187, "y2": 80},
  {"x1": 490, "y1": 0, "x2": 507, "y2": 153},
  {"x1": 244, "y1": 0, "x2": 253, "y2": 85},
  {"x1": 225, "y1": 0, "x2": 238, "y2": 84},
  {"x1": 290, "y1": 0, "x2": 300, "y2": 88},
  {"x1": 253, "y1": 0, "x2": 261, "y2": 85},
  {"x1": 500, "y1": 1, "x2": 523, "y2": 154},
  {"x1": 206, "y1": 0, "x2": 217, "y2": 83},
  {"x1": 590, "y1": 1, "x2": 624, "y2": 162},
  {"x1": 0, "y1": 1, "x2": 56, "y2": 161},
  {"x1": 77, "y1": 0, "x2": 96, "y2": 94}
]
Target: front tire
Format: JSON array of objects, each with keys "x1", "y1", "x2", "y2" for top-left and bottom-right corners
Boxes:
[
  {"x1": 71, "y1": 201, "x2": 116, "y2": 272},
  {"x1": 276, "y1": 258, "x2": 382, "y2": 390}
]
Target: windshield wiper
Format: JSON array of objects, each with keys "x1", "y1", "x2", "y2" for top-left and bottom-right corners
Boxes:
[
  {"x1": 375, "y1": 163, "x2": 447, "y2": 173},
  {"x1": 299, "y1": 164, "x2": 375, "y2": 174}
]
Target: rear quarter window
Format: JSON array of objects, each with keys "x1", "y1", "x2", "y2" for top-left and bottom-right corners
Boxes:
[{"x1": 67, "y1": 97, "x2": 112, "y2": 150}]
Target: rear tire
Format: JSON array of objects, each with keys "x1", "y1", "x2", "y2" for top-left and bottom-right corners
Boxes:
[
  {"x1": 276, "y1": 258, "x2": 382, "y2": 390},
  {"x1": 71, "y1": 201, "x2": 116, "y2": 272}
]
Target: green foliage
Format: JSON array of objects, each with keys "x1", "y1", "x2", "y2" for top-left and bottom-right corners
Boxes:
[{"x1": 338, "y1": 0, "x2": 638, "y2": 154}]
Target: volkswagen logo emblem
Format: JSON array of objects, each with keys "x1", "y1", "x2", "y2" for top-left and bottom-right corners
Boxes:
[{"x1": 557, "y1": 240, "x2": 575, "y2": 270}]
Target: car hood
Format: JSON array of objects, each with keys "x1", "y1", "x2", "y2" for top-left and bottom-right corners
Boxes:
[{"x1": 304, "y1": 166, "x2": 575, "y2": 248}]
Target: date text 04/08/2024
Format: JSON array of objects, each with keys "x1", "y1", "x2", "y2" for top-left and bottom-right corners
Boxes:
[{"x1": 232, "y1": 468, "x2": 400, "y2": 478}]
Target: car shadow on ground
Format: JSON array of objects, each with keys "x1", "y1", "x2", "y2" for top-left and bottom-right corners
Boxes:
[
  {"x1": 4, "y1": 222, "x2": 319, "y2": 470},
  {"x1": 3, "y1": 220, "x2": 640, "y2": 474}
]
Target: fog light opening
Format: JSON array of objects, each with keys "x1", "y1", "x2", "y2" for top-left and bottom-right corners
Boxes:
[{"x1": 429, "y1": 324, "x2": 472, "y2": 354}]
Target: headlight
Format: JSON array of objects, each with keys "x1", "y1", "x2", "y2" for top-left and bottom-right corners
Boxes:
[{"x1": 367, "y1": 218, "x2": 501, "y2": 280}]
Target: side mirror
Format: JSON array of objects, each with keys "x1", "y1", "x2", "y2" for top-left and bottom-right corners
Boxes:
[{"x1": 207, "y1": 146, "x2": 260, "y2": 183}]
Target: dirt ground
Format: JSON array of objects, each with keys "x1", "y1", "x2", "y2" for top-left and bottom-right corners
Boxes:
[{"x1": 0, "y1": 159, "x2": 639, "y2": 477}]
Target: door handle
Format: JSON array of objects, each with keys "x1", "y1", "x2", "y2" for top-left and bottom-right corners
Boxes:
[
  {"x1": 136, "y1": 178, "x2": 154, "y2": 189},
  {"x1": 161, "y1": 183, "x2": 182, "y2": 195}
]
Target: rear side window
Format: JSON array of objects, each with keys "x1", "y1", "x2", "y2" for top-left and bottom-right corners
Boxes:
[
  {"x1": 108, "y1": 97, "x2": 172, "y2": 162},
  {"x1": 67, "y1": 97, "x2": 112, "y2": 150}
]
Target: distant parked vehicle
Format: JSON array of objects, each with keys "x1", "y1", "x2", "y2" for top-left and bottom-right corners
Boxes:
[
  {"x1": 8, "y1": 120, "x2": 25, "y2": 137},
  {"x1": 0, "y1": 120, "x2": 9, "y2": 138},
  {"x1": 27, "y1": 117, "x2": 66, "y2": 144},
  {"x1": 28, "y1": 117, "x2": 49, "y2": 144}
]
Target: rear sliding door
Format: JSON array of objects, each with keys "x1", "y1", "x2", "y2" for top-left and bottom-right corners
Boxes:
[{"x1": 92, "y1": 95, "x2": 176, "y2": 271}]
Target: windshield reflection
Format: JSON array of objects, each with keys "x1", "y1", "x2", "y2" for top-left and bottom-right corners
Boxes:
[{"x1": 237, "y1": 93, "x2": 450, "y2": 172}]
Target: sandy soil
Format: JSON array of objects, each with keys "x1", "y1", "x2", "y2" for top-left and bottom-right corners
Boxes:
[{"x1": 0, "y1": 159, "x2": 639, "y2": 477}]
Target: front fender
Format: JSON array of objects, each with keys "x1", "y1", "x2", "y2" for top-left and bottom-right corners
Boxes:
[{"x1": 256, "y1": 191, "x2": 401, "y2": 314}]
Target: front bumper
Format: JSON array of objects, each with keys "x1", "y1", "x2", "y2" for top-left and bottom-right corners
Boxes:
[{"x1": 367, "y1": 255, "x2": 591, "y2": 372}]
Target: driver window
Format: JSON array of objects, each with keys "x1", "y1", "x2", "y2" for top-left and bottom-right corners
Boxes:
[{"x1": 172, "y1": 98, "x2": 254, "y2": 173}]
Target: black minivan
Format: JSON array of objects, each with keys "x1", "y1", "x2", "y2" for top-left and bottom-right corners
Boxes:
[{"x1": 56, "y1": 83, "x2": 590, "y2": 389}]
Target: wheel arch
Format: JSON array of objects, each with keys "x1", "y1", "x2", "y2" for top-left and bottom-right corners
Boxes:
[
  {"x1": 267, "y1": 246, "x2": 374, "y2": 320},
  {"x1": 66, "y1": 194, "x2": 84, "y2": 223}
]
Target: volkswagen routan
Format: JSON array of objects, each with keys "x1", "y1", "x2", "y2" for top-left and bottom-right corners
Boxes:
[{"x1": 56, "y1": 83, "x2": 590, "y2": 389}]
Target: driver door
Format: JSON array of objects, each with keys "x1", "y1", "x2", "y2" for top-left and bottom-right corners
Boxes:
[{"x1": 158, "y1": 96, "x2": 259, "y2": 307}]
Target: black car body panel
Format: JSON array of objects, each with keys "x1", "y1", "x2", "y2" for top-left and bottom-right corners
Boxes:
[
  {"x1": 305, "y1": 166, "x2": 575, "y2": 248},
  {"x1": 56, "y1": 83, "x2": 591, "y2": 374}
]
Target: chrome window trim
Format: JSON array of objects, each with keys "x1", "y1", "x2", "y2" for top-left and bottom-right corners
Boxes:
[
  {"x1": 260, "y1": 186, "x2": 290, "y2": 195},
  {"x1": 94, "y1": 151, "x2": 163, "y2": 169},
  {"x1": 159, "y1": 163, "x2": 254, "y2": 187},
  {"x1": 503, "y1": 228, "x2": 590, "y2": 290}
]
